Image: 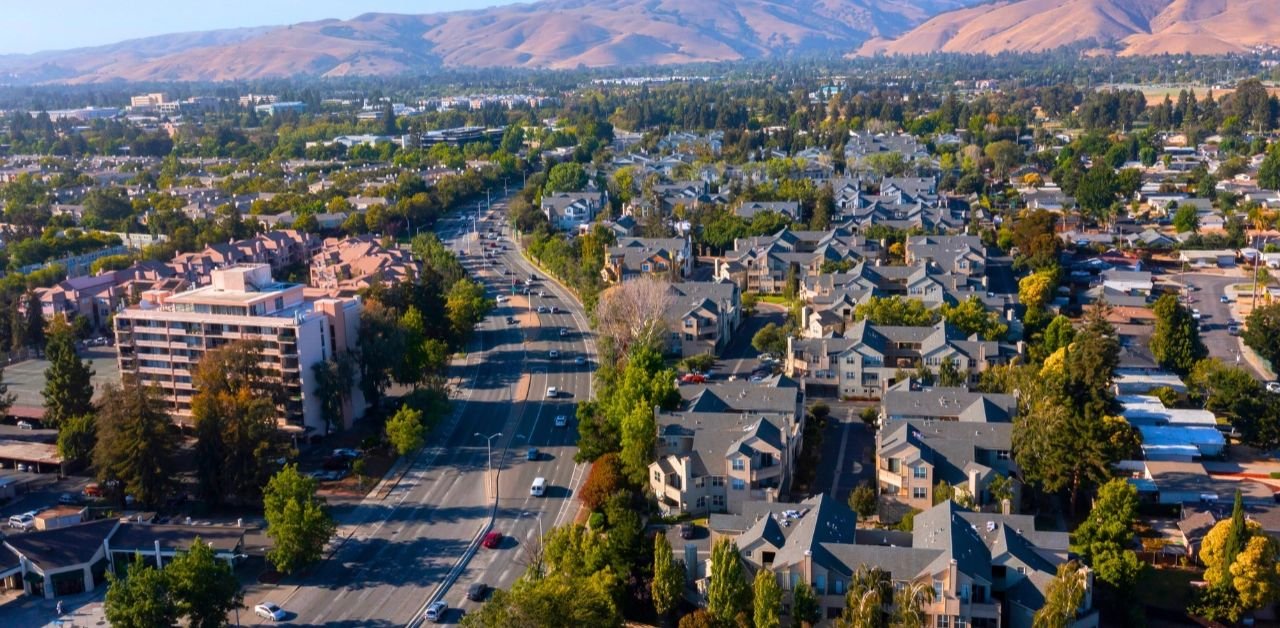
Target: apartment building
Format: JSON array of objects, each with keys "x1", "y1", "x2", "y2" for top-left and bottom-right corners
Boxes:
[
  {"x1": 714, "y1": 227, "x2": 884, "y2": 295},
  {"x1": 712, "y1": 496, "x2": 1094, "y2": 628},
  {"x1": 602, "y1": 237, "x2": 693, "y2": 283},
  {"x1": 877, "y1": 420, "x2": 1017, "y2": 513},
  {"x1": 663, "y1": 281, "x2": 742, "y2": 358},
  {"x1": 310, "y1": 235, "x2": 419, "y2": 296},
  {"x1": 785, "y1": 320, "x2": 1017, "y2": 399},
  {"x1": 650, "y1": 377, "x2": 804, "y2": 516},
  {"x1": 114, "y1": 264, "x2": 365, "y2": 435},
  {"x1": 904, "y1": 235, "x2": 986, "y2": 277},
  {"x1": 541, "y1": 190, "x2": 605, "y2": 231}
]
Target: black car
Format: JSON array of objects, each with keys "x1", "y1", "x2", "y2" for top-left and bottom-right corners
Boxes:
[
  {"x1": 679, "y1": 523, "x2": 695, "y2": 539},
  {"x1": 467, "y1": 583, "x2": 488, "y2": 601}
]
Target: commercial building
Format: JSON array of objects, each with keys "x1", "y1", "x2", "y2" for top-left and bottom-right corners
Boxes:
[{"x1": 113, "y1": 264, "x2": 365, "y2": 435}]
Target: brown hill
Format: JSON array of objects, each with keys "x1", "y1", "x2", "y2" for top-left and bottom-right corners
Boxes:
[
  {"x1": 0, "y1": 0, "x2": 980, "y2": 84},
  {"x1": 860, "y1": 0, "x2": 1280, "y2": 56}
]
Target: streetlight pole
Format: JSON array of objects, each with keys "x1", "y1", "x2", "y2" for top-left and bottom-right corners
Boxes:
[{"x1": 475, "y1": 432, "x2": 502, "y2": 498}]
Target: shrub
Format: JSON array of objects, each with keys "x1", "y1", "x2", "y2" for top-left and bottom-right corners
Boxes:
[{"x1": 579, "y1": 453, "x2": 625, "y2": 511}]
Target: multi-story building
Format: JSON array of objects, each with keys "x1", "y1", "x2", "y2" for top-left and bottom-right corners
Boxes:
[
  {"x1": 114, "y1": 264, "x2": 365, "y2": 435},
  {"x1": 785, "y1": 320, "x2": 1018, "y2": 399},
  {"x1": 877, "y1": 419, "x2": 1018, "y2": 514},
  {"x1": 663, "y1": 281, "x2": 742, "y2": 358},
  {"x1": 310, "y1": 235, "x2": 419, "y2": 297},
  {"x1": 714, "y1": 227, "x2": 884, "y2": 295},
  {"x1": 650, "y1": 377, "x2": 804, "y2": 516},
  {"x1": 541, "y1": 190, "x2": 605, "y2": 231},
  {"x1": 602, "y1": 237, "x2": 693, "y2": 283},
  {"x1": 713, "y1": 496, "x2": 1095, "y2": 628}
]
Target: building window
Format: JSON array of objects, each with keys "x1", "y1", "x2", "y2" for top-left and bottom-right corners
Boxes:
[
  {"x1": 933, "y1": 580, "x2": 944, "y2": 602},
  {"x1": 653, "y1": 470, "x2": 661, "y2": 483},
  {"x1": 936, "y1": 616, "x2": 951, "y2": 628},
  {"x1": 913, "y1": 466, "x2": 928, "y2": 479},
  {"x1": 997, "y1": 450, "x2": 1011, "y2": 460},
  {"x1": 732, "y1": 479, "x2": 746, "y2": 491},
  {"x1": 913, "y1": 487, "x2": 928, "y2": 499},
  {"x1": 732, "y1": 458, "x2": 745, "y2": 471}
]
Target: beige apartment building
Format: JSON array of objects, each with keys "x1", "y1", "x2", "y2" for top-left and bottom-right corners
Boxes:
[{"x1": 114, "y1": 264, "x2": 365, "y2": 435}]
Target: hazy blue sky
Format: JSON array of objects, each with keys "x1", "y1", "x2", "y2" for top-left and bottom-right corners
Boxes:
[{"x1": 3, "y1": 1, "x2": 524, "y2": 55}]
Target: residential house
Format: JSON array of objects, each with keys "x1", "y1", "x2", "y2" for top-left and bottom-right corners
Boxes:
[
  {"x1": 602, "y1": 237, "x2": 692, "y2": 283},
  {"x1": 541, "y1": 190, "x2": 605, "y2": 231},
  {"x1": 650, "y1": 377, "x2": 804, "y2": 516},
  {"x1": 716, "y1": 496, "x2": 1093, "y2": 628},
  {"x1": 663, "y1": 281, "x2": 742, "y2": 358},
  {"x1": 904, "y1": 235, "x2": 986, "y2": 277},
  {"x1": 714, "y1": 228, "x2": 883, "y2": 295},
  {"x1": 877, "y1": 420, "x2": 1017, "y2": 513}
]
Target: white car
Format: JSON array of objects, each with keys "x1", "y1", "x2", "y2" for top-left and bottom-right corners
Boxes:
[
  {"x1": 425, "y1": 600, "x2": 448, "y2": 623},
  {"x1": 7, "y1": 513, "x2": 34, "y2": 530},
  {"x1": 1267, "y1": 382, "x2": 1280, "y2": 394},
  {"x1": 548, "y1": 350, "x2": 560, "y2": 359},
  {"x1": 255, "y1": 602, "x2": 286, "y2": 622},
  {"x1": 555, "y1": 415, "x2": 568, "y2": 428},
  {"x1": 546, "y1": 386, "x2": 558, "y2": 398},
  {"x1": 1191, "y1": 309, "x2": 1202, "y2": 320}
]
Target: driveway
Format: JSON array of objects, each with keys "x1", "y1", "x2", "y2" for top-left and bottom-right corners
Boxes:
[
  {"x1": 719, "y1": 305, "x2": 787, "y2": 378},
  {"x1": 807, "y1": 401, "x2": 876, "y2": 503}
]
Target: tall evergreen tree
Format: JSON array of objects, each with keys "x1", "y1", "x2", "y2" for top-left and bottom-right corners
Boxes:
[
  {"x1": 652, "y1": 533, "x2": 684, "y2": 623},
  {"x1": 1150, "y1": 294, "x2": 1206, "y2": 375},
  {"x1": 42, "y1": 315, "x2": 94, "y2": 429},
  {"x1": 93, "y1": 381, "x2": 179, "y2": 508},
  {"x1": 753, "y1": 567, "x2": 783, "y2": 628},
  {"x1": 708, "y1": 538, "x2": 751, "y2": 626},
  {"x1": 1219, "y1": 490, "x2": 1248, "y2": 591},
  {"x1": 24, "y1": 291, "x2": 44, "y2": 350}
]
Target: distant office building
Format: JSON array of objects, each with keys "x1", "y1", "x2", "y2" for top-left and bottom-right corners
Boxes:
[
  {"x1": 113, "y1": 264, "x2": 365, "y2": 435},
  {"x1": 255, "y1": 101, "x2": 306, "y2": 116},
  {"x1": 239, "y1": 94, "x2": 278, "y2": 107},
  {"x1": 130, "y1": 93, "x2": 169, "y2": 108}
]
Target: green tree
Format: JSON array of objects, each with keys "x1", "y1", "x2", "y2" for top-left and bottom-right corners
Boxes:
[
  {"x1": 652, "y1": 533, "x2": 684, "y2": 621},
  {"x1": 544, "y1": 162, "x2": 588, "y2": 194},
  {"x1": 312, "y1": 352, "x2": 358, "y2": 434},
  {"x1": 1230, "y1": 535, "x2": 1280, "y2": 612},
  {"x1": 42, "y1": 315, "x2": 94, "y2": 429},
  {"x1": 1033, "y1": 561, "x2": 1087, "y2": 628},
  {"x1": 105, "y1": 555, "x2": 178, "y2": 628},
  {"x1": 1259, "y1": 145, "x2": 1280, "y2": 190},
  {"x1": 166, "y1": 536, "x2": 243, "y2": 628},
  {"x1": 1150, "y1": 294, "x2": 1206, "y2": 375},
  {"x1": 937, "y1": 358, "x2": 966, "y2": 388},
  {"x1": 1245, "y1": 302, "x2": 1280, "y2": 371},
  {"x1": 837, "y1": 565, "x2": 889, "y2": 628},
  {"x1": 854, "y1": 296, "x2": 937, "y2": 327},
  {"x1": 445, "y1": 277, "x2": 493, "y2": 345},
  {"x1": 891, "y1": 581, "x2": 935, "y2": 628},
  {"x1": 1073, "y1": 478, "x2": 1144, "y2": 593},
  {"x1": 984, "y1": 140, "x2": 1022, "y2": 180},
  {"x1": 940, "y1": 295, "x2": 1008, "y2": 340},
  {"x1": 93, "y1": 382, "x2": 179, "y2": 508},
  {"x1": 848, "y1": 484, "x2": 878, "y2": 520},
  {"x1": 386, "y1": 405, "x2": 426, "y2": 456},
  {"x1": 56, "y1": 413, "x2": 96, "y2": 464},
  {"x1": 1041, "y1": 314, "x2": 1076, "y2": 356},
  {"x1": 1173, "y1": 203, "x2": 1201, "y2": 233},
  {"x1": 23, "y1": 291, "x2": 44, "y2": 349},
  {"x1": 752, "y1": 323, "x2": 789, "y2": 357},
  {"x1": 1075, "y1": 166, "x2": 1116, "y2": 222},
  {"x1": 791, "y1": 580, "x2": 821, "y2": 628},
  {"x1": 708, "y1": 537, "x2": 751, "y2": 626},
  {"x1": 263, "y1": 464, "x2": 336, "y2": 574},
  {"x1": 462, "y1": 570, "x2": 621, "y2": 628},
  {"x1": 753, "y1": 567, "x2": 783, "y2": 628},
  {"x1": 356, "y1": 301, "x2": 407, "y2": 404}
]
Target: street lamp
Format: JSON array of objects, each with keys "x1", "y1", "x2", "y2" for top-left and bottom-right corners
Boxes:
[
  {"x1": 521, "y1": 510, "x2": 544, "y2": 541},
  {"x1": 475, "y1": 432, "x2": 502, "y2": 474}
]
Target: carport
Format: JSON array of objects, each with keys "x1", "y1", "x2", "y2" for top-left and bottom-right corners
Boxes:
[{"x1": 0, "y1": 440, "x2": 62, "y2": 474}]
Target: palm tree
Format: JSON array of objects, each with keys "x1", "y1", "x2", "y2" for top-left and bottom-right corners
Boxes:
[
  {"x1": 1034, "y1": 561, "x2": 1087, "y2": 628},
  {"x1": 836, "y1": 565, "x2": 891, "y2": 628},
  {"x1": 892, "y1": 581, "x2": 936, "y2": 628}
]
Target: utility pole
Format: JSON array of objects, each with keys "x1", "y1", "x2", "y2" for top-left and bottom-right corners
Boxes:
[{"x1": 476, "y1": 432, "x2": 502, "y2": 499}]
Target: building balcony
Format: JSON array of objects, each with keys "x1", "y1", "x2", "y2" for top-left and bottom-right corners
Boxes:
[{"x1": 878, "y1": 468, "x2": 905, "y2": 487}]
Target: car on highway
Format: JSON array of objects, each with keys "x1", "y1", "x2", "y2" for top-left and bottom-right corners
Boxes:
[
  {"x1": 482, "y1": 531, "x2": 503, "y2": 549},
  {"x1": 550, "y1": 306, "x2": 559, "y2": 314},
  {"x1": 467, "y1": 582, "x2": 488, "y2": 601},
  {"x1": 16, "y1": 420, "x2": 32, "y2": 430},
  {"x1": 1229, "y1": 321, "x2": 1242, "y2": 336},
  {"x1": 559, "y1": 328, "x2": 569, "y2": 337},
  {"x1": 1192, "y1": 308, "x2": 1202, "y2": 320},
  {"x1": 425, "y1": 600, "x2": 448, "y2": 623},
  {"x1": 546, "y1": 387, "x2": 558, "y2": 398},
  {"x1": 1268, "y1": 382, "x2": 1280, "y2": 394},
  {"x1": 255, "y1": 602, "x2": 287, "y2": 622},
  {"x1": 7, "y1": 513, "x2": 34, "y2": 530},
  {"x1": 574, "y1": 356, "x2": 586, "y2": 366},
  {"x1": 495, "y1": 294, "x2": 507, "y2": 303},
  {"x1": 1221, "y1": 295, "x2": 1231, "y2": 303},
  {"x1": 537, "y1": 306, "x2": 549, "y2": 313},
  {"x1": 554, "y1": 415, "x2": 568, "y2": 428},
  {"x1": 548, "y1": 350, "x2": 560, "y2": 359},
  {"x1": 506, "y1": 316, "x2": 517, "y2": 325},
  {"x1": 526, "y1": 447, "x2": 539, "y2": 461},
  {"x1": 538, "y1": 290, "x2": 546, "y2": 298}
]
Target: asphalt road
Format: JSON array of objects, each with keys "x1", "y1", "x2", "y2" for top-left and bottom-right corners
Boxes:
[
  {"x1": 1179, "y1": 270, "x2": 1264, "y2": 379},
  {"x1": 251, "y1": 197, "x2": 593, "y2": 626}
]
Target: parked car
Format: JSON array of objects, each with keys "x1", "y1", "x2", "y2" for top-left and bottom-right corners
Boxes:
[
  {"x1": 255, "y1": 603, "x2": 286, "y2": 622},
  {"x1": 425, "y1": 600, "x2": 448, "y2": 623},
  {"x1": 58, "y1": 493, "x2": 78, "y2": 505},
  {"x1": 15, "y1": 420, "x2": 32, "y2": 430},
  {"x1": 467, "y1": 582, "x2": 488, "y2": 601},
  {"x1": 681, "y1": 373, "x2": 707, "y2": 384},
  {"x1": 83, "y1": 483, "x2": 102, "y2": 498},
  {"x1": 1267, "y1": 382, "x2": 1280, "y2": 394},
  {"x1": 322, "y1": 456, "x2": 351, "y2": 471},
  {"x1": 333, "y1": 448, "x2": 361, "y2": 459},
  {"x1": 482, "y1": 531, "x2": 503, "y2": 549},
  {"x1": 679, "y1": 523, "x2": 695, "y2": 539},
  {"x1": 7, "y1": 513, "x2": 34, "y2": 530}
]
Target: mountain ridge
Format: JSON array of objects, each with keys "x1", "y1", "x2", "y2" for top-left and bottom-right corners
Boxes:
[{"x1": 0, "y1": 0, "x2": 979, "y2": 84}]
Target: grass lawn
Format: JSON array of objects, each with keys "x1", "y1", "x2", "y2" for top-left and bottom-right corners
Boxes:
[
  {"x1": 755, "y1": 294, "x2": 795, "y2": 306},
  {"x1": 1137, "y1": 567, "x2": 1200, "y2": 611}
]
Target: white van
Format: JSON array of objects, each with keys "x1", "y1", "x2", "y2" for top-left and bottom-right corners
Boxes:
[{"x1": 530, "y1": 477, "x2": 546, "y2": 497}]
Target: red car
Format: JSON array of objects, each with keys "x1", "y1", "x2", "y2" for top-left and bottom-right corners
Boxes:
[
  {"x1": 482, "y1": 531, "x2": 502, "y2": 549},
  {"x1": 681, "y1": 373, "x2": 707, "y2": 384}
]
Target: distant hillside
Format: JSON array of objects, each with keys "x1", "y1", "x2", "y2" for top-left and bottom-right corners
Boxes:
[
  {"x1": 0, "y1": 0, "x2": 981, "y2": 84},
  {"x1": 860, "y1": 0, "x2": 1280, "y2": 56}
]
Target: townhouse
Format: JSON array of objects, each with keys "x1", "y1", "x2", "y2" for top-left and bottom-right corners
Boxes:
[
  {"x1": 876, "y1": 419, "x2": 1018, "y2": 513},
  {"x1": 663, "y1": 281, "x2": 742, "y2": 358},
  {"x1": 714, "y1": 227, "x2": 884, "y2": 295},
  {"x1": 713, "y1": 496, "x2": 1093, "y2": 628},
  {"x1": 785, "y1": 320, "x2": 1018, "y2": 399},
  {"x1": 541, "y1": 190, "x2": 605, "y2": 231},
  {"x1": 650, "y1": 377, "x2": 804, "y2": 516},
  {"x1": 904, "y1": 235, "x2": 987, "y2": 277},
  {"x1": 310, "y1": 235, "x2": 419, "y2": 296},
  {"x1": 602, "y1": 236, "x2": 692, "y2": 283}
]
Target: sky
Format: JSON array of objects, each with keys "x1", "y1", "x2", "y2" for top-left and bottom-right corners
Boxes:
[{"x1": 1, "y1": 0, "x2": 524, "y2": 55}]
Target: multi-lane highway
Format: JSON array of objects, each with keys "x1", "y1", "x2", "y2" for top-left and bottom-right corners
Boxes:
[{"x1": 251, "y1": 196, "x2": 594, "y2": 626}]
